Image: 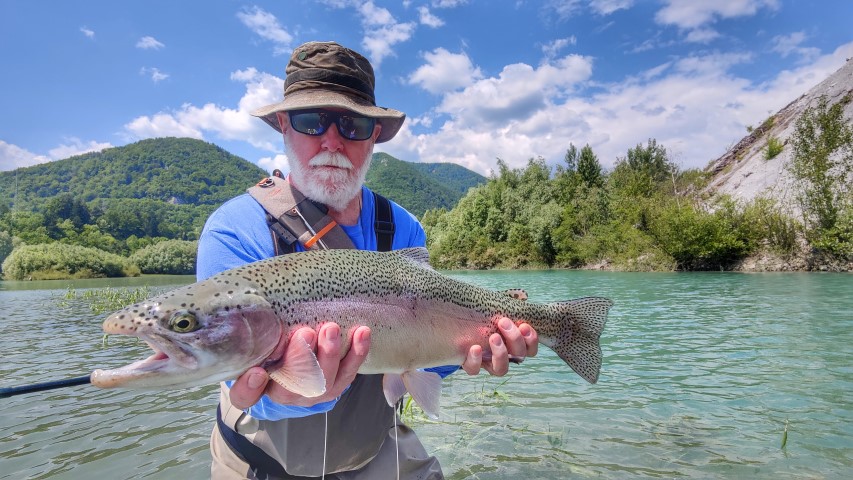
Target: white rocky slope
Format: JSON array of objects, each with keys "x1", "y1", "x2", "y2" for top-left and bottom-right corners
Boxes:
[{"x1": 703, "y1": 58, "x2": 853, "y2": 217}]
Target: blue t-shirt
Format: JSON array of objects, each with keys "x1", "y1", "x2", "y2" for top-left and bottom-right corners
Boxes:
[{"x1": 197, "y1": 186, "x2": 457, "y2": 420}]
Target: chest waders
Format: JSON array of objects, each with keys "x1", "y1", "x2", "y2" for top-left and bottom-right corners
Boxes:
[{"x1": 214, "y1": 175, "x2": 431, "y2": 478}]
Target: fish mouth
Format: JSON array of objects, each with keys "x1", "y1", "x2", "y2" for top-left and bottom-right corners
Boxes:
[{"x1": 91, "y1": 335, "x2": 200, "y2": 388}]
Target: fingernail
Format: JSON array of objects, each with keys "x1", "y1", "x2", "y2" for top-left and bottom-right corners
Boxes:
[
  {"x1": 492, "y1": 335, "x2": 503, "y2": 347},
  {"x1": 520, "y1": 324, "x2": 532, "y2": 336},
  {"x1": 499, "y1": 318, "x2": 513, "y2": 330},
  {"x1": 325, "y1": 325, "x2": 339, "y2": 341},
  {"x1": 248, "y1": 373, "x2": 266, "y2": 389}
]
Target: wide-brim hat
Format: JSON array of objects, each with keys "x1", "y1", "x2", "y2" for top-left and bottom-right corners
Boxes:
[{"x1": 251, "y1": 41, "x2": 405, "y2": 144}]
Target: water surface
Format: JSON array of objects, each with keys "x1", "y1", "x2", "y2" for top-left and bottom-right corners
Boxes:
[{"x1": 1, "y1": 271, "x2": 850, "y2": 479}]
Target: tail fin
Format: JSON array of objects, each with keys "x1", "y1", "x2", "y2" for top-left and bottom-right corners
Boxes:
[{"x1": 541, "y1": 297, "x2": 613, "y2": 384}]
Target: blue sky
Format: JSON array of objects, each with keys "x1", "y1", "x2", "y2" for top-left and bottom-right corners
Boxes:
[{"x1": 1, "y1": 0, "x2": 851, "y2": 175}]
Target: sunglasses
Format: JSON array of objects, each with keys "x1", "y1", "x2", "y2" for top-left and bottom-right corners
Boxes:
[{"x1": 288, "y1": 109, "x2": 377, "y2": 141}]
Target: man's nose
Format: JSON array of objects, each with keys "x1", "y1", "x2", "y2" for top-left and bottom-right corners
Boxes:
[{"x1": 320, "y1": 122, "x2": 344, "y2": 152}]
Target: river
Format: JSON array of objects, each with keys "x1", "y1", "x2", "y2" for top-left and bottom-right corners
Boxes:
[{"x1": 0, "y1": 271, "x2": 850, "y2": 479}]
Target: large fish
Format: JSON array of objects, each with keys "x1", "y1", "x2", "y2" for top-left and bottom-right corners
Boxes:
[{"x1": 91, "y1": 247, "x2": 612, "y2": 417}]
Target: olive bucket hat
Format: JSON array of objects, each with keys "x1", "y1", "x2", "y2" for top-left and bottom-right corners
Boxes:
[{"x1": 251, "y1": 41, "x2": 405, "y2": 143}]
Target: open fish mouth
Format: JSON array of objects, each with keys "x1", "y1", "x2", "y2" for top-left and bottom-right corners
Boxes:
[{"x1": 91, "y1": 336, "x2": 199, "y2": 388}]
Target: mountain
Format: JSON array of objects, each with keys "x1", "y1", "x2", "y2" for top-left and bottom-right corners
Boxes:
[
  {"x1": 702, "y1": 58, "x2": 853, "y2": 214},
  {"x1": 365, "y1": 152, "x2": 486, "y2": 217},
  {"x1": 0, "y1": 137, "x2": 267, "y2": 209},
  {"x1": 0, "y1": 138, "x2": 485, "y2": 241}
]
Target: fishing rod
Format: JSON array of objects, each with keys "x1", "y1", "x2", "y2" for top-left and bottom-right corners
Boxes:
[{"x1": 0, "y1": 375, "x2": 91, "y2": 398}]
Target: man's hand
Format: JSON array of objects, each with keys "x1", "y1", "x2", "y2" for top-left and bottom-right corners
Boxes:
[
  {"x1": 462, "y1": 318, "x2": 538, "y2": 376},
  {"x1": 229, "y1": 323, "x2": 371, "y2": 410}
]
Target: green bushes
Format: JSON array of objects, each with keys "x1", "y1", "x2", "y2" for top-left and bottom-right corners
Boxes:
[
  {"x1": 130, "y1": 239, "x2": 198, "y2": 275},
  {"x1": 2, "y1": 243, "x2": 140, "y2": 280},
  {"x1": 765, "y1": 136, "x2": 784, "y2": 160},
  {"x1": 788, "y1": 95, "x2": 853, "y2": 258}
]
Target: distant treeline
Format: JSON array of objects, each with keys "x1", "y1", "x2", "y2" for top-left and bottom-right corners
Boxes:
[{"x1": 424, "y1": 97, "x2": 852, "y2": 271}]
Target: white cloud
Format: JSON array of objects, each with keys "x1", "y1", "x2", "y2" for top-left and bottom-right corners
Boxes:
[
  {"x1": 431, "y1": 0, "x2": 468, "y2": 7},
  {"x1": 0, "y1": 138, "x2": 111, "y2": 171},
  {"x1": 356, "y1": 2, "x2": 416, "y2": 67},
  {"x1": 418, "y1": 6, "x2": 444, "y2": 28},
  {"x1": 317, "y1": 0, "x2": 415, "y2": 67},
  {"x1": 589, "y1": 0, "x2": 634, "y2": 15},
  {"x1": 436, "y1": 54, "x2": 594, "y2": 126},
  {"x1": 655, "y1": 0, "x2": 779, "y2": 29},
  {"x1": 381, "y1": 42, "x2": 853, "y2": 176},
  {"x1": 542, "y1": 37, "x2": 577, "y2": 59},
  {"x1": 546, "y1": 0, "x2": 583, "y2": 21},
  {"x1": 685, "y1": 27, "x2": 720, "y2": 44},
  {"x1": 123, "y1": 68, "x2": 283, "y2": 153},
  {"x1": 257, "y1": 154, "x2": 290, "y2": 174},
  {"x1": 80, "y1": 27, "x2": 94, "y2": 39},
  {"x1": 772, "y1": 31, "x2": 820, "y2": 61},
  {"x1": 237, "y1": 6, "x2": 293, "y2": 56},
  {"x1": 136, "y1": 36, "x2": 165, "y2": 50},
  {"x1": 0, "y1": 141, "x2": 49, "y2": 170},
  {"x1": 408, "y1": 48, "x2": 482, "y2": 95},
  {"x1": 48, "y1": 138, "x2": 113, "y2": 160},
  {"x1": 140, "y1": 67, "x2": 169, "y2": 83}
]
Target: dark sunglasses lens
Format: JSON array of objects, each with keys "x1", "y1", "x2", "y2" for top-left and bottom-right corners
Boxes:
[
  {"x1": 289, "y1": 111, "x2": 376, "y2": 140},
  {"x1": 337, "y1": 115, "x2": 376, "y2": 140},
  {"x1": 290, "y1": 112, "x2": 327, "y2": 136}
]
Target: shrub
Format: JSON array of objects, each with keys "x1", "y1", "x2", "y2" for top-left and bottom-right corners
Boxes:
[
  {"x1": 765, "y1": 136, "x2": 784, "y2": 160},
  {"x1": 130, "y1": 239, "x2": 198, "y2": 274},
  {"x1": 0, "y1": 231, "x2": 13, "y2": 273},
  {"x1": 2, "y1": 243, "x2": 140, "y2": 280}
]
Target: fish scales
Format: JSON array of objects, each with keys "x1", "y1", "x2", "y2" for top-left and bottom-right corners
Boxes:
[{"x1": 91, "y1": 247, "x2": 613, "y2": 415}]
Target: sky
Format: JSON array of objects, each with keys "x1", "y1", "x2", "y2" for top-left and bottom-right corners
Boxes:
[{"x1": 1, "y1": 0, "x2": 851, "y2": 176}]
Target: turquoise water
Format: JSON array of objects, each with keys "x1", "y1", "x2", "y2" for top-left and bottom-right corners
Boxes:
[{"x1": 0, "y1": 271, "x2": 850, "y2": 479}]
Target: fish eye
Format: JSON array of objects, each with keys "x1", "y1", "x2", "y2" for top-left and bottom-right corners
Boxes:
[{"x1": 169, "y1": 311, "x2": 199, "y2": 333}]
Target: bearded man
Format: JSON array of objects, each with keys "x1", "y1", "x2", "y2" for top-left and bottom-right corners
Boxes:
[{"x1": 197, "y1": 41, "x2": 538, "y2": 479}]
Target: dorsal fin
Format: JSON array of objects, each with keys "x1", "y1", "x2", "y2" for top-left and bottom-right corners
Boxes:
[
  {"x1": 394, "y1": 247, "x2": 432, "y2": 268},
  {"x1": 503, "y1": 289, "x2": 528, "y2": 301}
]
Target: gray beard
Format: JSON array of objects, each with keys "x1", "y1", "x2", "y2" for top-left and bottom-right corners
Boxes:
[{"x1": 285, "y1": 145, "x2": 372, "y2": 211}]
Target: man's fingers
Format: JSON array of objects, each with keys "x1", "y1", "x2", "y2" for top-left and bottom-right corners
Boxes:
[
  {"x1": 498, "y1": 317, "x2": 526, "y2": 359},
  {"x1": 334, "y1": 326, "x2": 371, "y2": 390},
  {"x1": 519, "y1": 323, "x2": 539, "y2": 357},
  {"x1": 229, "y1": 366, "x2": 269, "y2": 410},
  {"x1": 462, "y1": 344, "x2": 483, "y2": 375},
  {"x1": 316, "y1": 323, "x2": 342, "y2": 389},
  {"x1": 488, "y1": 332, "x2": 509, "y2": 376}
]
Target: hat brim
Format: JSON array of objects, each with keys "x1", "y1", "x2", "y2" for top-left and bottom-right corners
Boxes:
[{"x1": 251, "y1": 90, "x2": 405, "y2": 143}]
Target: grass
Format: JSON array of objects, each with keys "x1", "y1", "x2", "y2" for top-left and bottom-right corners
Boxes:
[{"x1": 58, "y1": 285, "x2": 153, "y2": 314}]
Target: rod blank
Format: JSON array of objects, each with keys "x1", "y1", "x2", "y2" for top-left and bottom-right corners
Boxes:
[{"x1": 0, "y1": 375, "x2": 91, "y2": 398}]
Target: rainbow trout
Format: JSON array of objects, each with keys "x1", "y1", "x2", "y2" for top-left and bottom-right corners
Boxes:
[{"x1": 91, "y1": 247, "x2": 612, "y2": 417}]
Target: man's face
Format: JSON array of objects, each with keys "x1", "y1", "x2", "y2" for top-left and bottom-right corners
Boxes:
[{"x1": 276, "y1": 110, "x2": 380, "y2": 211}]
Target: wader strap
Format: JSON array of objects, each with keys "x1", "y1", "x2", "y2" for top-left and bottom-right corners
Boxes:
[
  {"x1": 373, "y1": 192, "x2": 395, "y2": 253},
  {"x1": 248, "y1": 176, "x2": 355, "y2": 253},
  {"x1": 217, "y1": 406, "x2": 288, "y2": 479}
]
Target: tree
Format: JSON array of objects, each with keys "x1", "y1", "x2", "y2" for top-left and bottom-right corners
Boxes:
[
  {"x1": 577, "y1": 144, "x2": 603, "y2": 188},
  {"x1": 788, "y1": 95, "x2": 853, "y2": 255}
]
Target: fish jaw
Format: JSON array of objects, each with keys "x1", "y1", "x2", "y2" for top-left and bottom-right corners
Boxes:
[{"x1": 92, "y1": 294, "x2": 283, "y2": 389}]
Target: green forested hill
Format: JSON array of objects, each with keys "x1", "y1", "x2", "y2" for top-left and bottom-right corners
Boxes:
[
  {"x1": 0, "y1": 137, "x2": 267, "y2": 208},
  {"x1": 0, "y1": 138, "x2": 268, "y2": 242},
  {"x1": 0, "y1": 138, "x2": 483, "y2": 247},
  {"x1": 410, "y1": 161, "x2": 487, "y2": 198},
  {"x1": 365, "y1": 152, "x2": 485, "y2": 217}
]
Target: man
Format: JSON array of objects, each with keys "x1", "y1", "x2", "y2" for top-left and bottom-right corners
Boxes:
[{"x1": 197, "y1": 41, "x2": 538, "y2": 479}]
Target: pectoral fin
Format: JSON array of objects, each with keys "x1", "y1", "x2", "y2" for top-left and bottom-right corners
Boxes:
[{"x1": 268, "y1": 335, "x2": 326, "y2": 397}]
